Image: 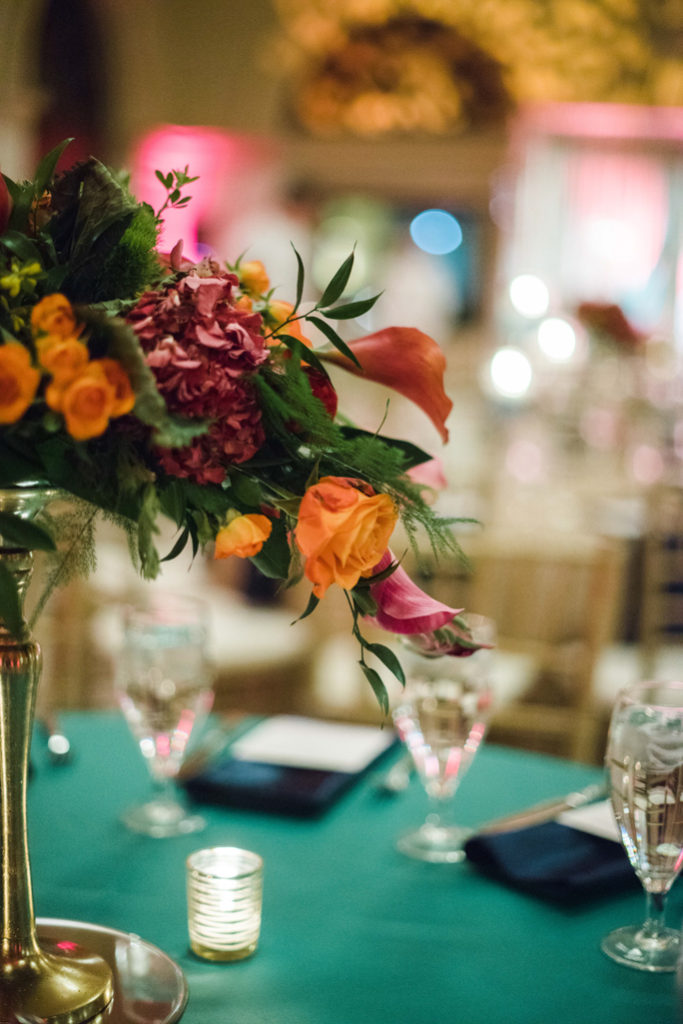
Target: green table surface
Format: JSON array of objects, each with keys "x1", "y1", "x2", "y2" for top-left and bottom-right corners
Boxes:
[{"x1": 26, "y1": 712, "x2": 682, "y2": 1024}]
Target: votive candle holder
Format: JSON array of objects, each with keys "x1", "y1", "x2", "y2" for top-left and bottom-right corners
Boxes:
[{"x1": 186, "y1": 846, "x2": 263, "y2": 961}]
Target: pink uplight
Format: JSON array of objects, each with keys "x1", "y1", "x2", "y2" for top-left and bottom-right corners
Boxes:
[{"x1": 130, "y1": 126, "x2": 269, "y2": 261}]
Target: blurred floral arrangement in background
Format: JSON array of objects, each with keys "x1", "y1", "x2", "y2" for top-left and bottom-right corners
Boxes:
[{"x1": 0, "y1": 140, "x2": 477, "y2": 709}]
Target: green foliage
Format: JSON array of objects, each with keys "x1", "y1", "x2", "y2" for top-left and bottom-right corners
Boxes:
[
  {"x1": 91, "y1": 204, "x2": 161, "y2": 301},
  {"x1": 47, "y1": 158, "x2": 150, "y2": 302},
  {"x1": 154, "y1": 166, "x2": 199, "y2": 222}
]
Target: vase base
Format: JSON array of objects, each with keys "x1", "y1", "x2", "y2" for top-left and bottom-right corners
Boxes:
[
  {"x1": 36, "y1": 917, "x2": 189, "y2": 1023},
  {"x1": 0, "y1": 941, "x2": 113, "y2": 1024}
]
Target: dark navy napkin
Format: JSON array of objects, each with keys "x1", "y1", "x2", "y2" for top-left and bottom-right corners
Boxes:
[
  {"x1": 464, "y1": 821, "x2": 637, "y2": 904},
  {"x1": 184, "y1": 738, "x2": 398, "y2": 819}
]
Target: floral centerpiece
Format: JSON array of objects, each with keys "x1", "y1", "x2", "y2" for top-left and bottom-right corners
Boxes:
[{"x1": 0, "y1": 139, "x2": 477, "y2": 712}]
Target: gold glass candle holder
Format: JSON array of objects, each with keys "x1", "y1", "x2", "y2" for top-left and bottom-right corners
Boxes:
[{"x1": 186, "y1": 847, "x2": 263, "y2": 961}]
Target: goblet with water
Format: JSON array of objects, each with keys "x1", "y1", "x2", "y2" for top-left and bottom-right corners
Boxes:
[
  {"x1": 391, "y1": 614, "x2": 494, "y2": 863},
  {"x1": 602, "y1": 680, "x2": 683, "y2": 971},
  {"x1": 116, "y1": 592, "x2": 214, "y2": 838}
]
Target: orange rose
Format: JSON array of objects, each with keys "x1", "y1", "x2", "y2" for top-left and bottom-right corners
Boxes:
[
  {"x1": 53, "y1": 362, "x2": 117, "y2": 440},
  {"x1": 98, "y1": 358, "x2": 136, "y2": 416},
  {"x1": 31, "y1": 294, "x2": 80, "y2": 338},
  {"x1": 36, "y1": 334, "x2": 89, "y2": 383},
  {"x1": 239, "y1": 260, "x2": 270, "y2": 297},
  {"x1": 267, "y1": 300, "x2": 312, "y2": 348},
  {"x1": 214, "y1": 513, "x2": 272, "y2": 559},
  {"x1": 0, "y1": 342, "x2": 40, "y2": 424},
  {"x1": 294, "y1": 476, "x2": 398, "y2": 598}
]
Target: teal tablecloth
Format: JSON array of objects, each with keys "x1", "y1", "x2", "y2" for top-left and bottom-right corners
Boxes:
[{"x1": 26, "y1": 713, "x2": 682, "y2": 1024}]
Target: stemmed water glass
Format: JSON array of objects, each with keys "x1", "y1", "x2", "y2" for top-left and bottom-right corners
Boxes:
[
  {"x1": 391, "y1": 614, "x2": 494, "y2": 863},
  {"x1": 116, "y1": 592, "x2": 214, "y2": 838},
  {"x1": 602, "y1": 679, "x2": 683, "y2": 971}
]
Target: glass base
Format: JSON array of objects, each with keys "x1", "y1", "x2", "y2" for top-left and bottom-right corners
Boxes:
[
  {"x1": 121, "y1": 796, "x2": 205, "y2": 838},
  {"x1": 396, "y1": 822, "x2": 473, "y2": 863},
  {"x1": 601, "y1": 924, "x2": 681, "y2": 972}
]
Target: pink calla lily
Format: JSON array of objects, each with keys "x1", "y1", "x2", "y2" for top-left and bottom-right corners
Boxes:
[
  {"x1": 366, "y1": 550, "x2": 462, "y2": 635},
  {"x1": 320, "y1": 327, "x2": 453, "y2": 442},
  {"x1": 407, "y1": 457, "x2": 447, "y2": 494}
]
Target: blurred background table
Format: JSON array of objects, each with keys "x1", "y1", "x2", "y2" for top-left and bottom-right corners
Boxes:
[{"x1": 28, "y1": 712, "x2": 681, "y2": 1024}]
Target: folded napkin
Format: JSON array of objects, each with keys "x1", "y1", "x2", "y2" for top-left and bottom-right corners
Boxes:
[
  {"x1": 464, "y1": 821, "x2": 637, "y2": 904},
  {"x1": 184, "y1": 715, "x2": 397, "y2": 818}
]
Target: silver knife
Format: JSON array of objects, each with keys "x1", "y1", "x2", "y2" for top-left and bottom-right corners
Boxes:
[{"x1": 475, "y1": 781, "x2": 608, "y2": 835}]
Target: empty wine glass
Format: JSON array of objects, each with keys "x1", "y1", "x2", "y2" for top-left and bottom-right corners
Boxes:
[
  {"x1": 602, "y1": 680, "x2": 683, "y2": 971},
  {"x1": 116, "y1": 592, "x2": 214, "y2": 838},
  {"x1": 391, "y1": 614, "x2": 494, "y2": 863}
]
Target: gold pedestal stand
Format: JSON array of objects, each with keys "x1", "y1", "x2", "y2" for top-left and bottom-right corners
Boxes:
[{"x1": 0, "y1": 487, "x2": 113, "y2": 1024}]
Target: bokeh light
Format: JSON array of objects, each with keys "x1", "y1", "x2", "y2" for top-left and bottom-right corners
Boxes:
[
  {"x1": 409, "y1": 209, "x2": 463, "y2": 255},
  {"x1": 509, "y1": 274, "x2": 550, "y2": 318},
  {"x1": 537, "y1": 317, "x2": 577, "y2": 362},
  {"x1": 489, "y1": 346, "x2": 533, "y2": 399}
]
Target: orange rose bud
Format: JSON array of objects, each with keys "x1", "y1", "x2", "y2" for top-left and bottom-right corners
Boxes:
[
  {"x1": 214, "y1": 513, "x2": 272, "y2": 559},
  {"x1": 0, "y1": 342, "x2": 40, "y2": 424},
  {"x1": 239, "y1": 260, "x2": 270, "y2": 297},
  {"x1": 58, "y1": 362, "x2": 117, "y2": 440},
  {"x1": 268, "y1": 300, "x2": 312, "y2": 348},
  {"x1": 31, "y1": 294, "x2": 80, "y2": 338},
  {"x1": 294, "y1": 476, "x2": 397, "y2": 598},
  {"x1": 98, "y1": 358, "x2": 136, "y2": 417},
  {"x1": 36, "y1": 334, "x2": 89, "y2": 383}
]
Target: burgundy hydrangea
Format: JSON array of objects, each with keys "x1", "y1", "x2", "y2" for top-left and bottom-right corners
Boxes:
[{"x1": 127, "y1": 258, "x2": 268, "y2": 485}]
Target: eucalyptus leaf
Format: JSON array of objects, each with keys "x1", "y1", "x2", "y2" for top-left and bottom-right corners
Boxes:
[
  {"x1": 359, "y1": 663, "x2": 389, "y2": 716},
  {"x1": 162, "y1": 528, "x2": 190, "y2": 562},
  {"x1": 307, "y1": 316, "x2": 362, "y2": 368},
  {"x1": 319, "y1": 252, "x2": 354, "y2": 308},
  {"x1": 293, "y1": 590, "x2": 319, "y2": 622},
  {"x1": 322, "y1": 295, "x2": 381, "y2": 321},
  {"x1": 365, "y1": 641, "x2": 405, "y2": 686},
  {"x1": 292, "y1": 244, "x2": 305, "y2": 309}
]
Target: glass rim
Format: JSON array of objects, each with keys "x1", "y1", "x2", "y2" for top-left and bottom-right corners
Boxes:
[
  {"x1": 615, "y1": 679, "x2": 683, "y2": 708},
  {"x1": 186, "y1": 846, "x2": 263, "y2": 879}
]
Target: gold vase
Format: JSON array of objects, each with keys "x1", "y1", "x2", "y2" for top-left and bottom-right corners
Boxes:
[{"x1": 0, "y1": 485, "x2": 113, "y2": 1024}]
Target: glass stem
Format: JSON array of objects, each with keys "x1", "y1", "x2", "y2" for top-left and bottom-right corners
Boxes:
[
  {"x1": 641, "y1": 890, "x2": 669, "y2": 940},
  {"x1": 425, "y1": 794, "x2": 450, "y2": 830},
  {"x1": 151, "y1": 772, "x2": 179, "y2": 805}
]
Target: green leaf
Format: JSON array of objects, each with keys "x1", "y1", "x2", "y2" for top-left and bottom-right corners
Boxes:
[
  {"x1": 351, "y1": 587, "x2": 377, "y2": 616},
  {"x1": 293, "y1": 590, "x2": 319, "y2": 623},
  {"x1": 33, "y1": 138, "x2": 73, "y2": 199},
  {"x1": 359, "y1": 663, "x2": 389, "y2": 716},
  {"x1": 0, "y1": 562, "x2": 23, "y2": 638},
  {"x1": 277, "y1": 334, "x2": 326, "y2": 375},
  {"x1": 0, "y1": 513, "x2": 56, "y2": 551},
  {"x1": 292, "y1": 244, "x2": 305, "y2": 309},
  {"x1": 229, "y1": 473, "x2": 263, "y2": 507},
  {"x1": 161, "y1": 528, "x2": 190, "y2": 562},
  {"x1": 158, "y1": 479, "x2": 187, "y2": 526},
  {"x1": 0, "y1": 230, "x2": 44, "y2": 263},
  {"x1": 250, "y1": 520, "x2": 291, "y2": 579},
  {"x1": 307, "y1": 316, "x2": 362, "y2": 368},
  {"x1": 365, "y1": 641, "x2": 405, "y2": 686},
  {"x1": 6, "y1": 139, "x2": 73, "y2": 233},
  {"x1": 319, "y1": 252, "x2": 354, "y2": 308},
  {"x1": 338, "y1": 426, "x2": 432, "y2": 470},
  {"x1": 322, "y1": 294, "x2": 381, "y2": 321}
]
